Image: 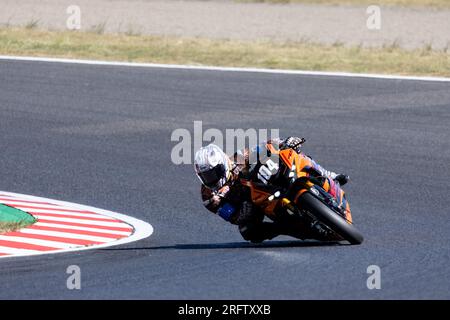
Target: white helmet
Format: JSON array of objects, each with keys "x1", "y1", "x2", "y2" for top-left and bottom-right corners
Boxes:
[{"x1": 194, "y1": 144, "x2": 231, "y2": 190}]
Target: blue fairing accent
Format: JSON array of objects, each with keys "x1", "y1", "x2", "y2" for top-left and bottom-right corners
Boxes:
[{"x1": 218, "y1": 203, "x2": 236, "y2": 222}]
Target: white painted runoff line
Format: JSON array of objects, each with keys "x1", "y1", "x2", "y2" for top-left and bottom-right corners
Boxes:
[
  {"x1": 0, "y1": 55, "x2": 449, "y2": 82},
  {"x1": 0, "y1": 200, "x2": 62, "y2": 208},
  {"x1": 0, "y1": 191, "x2": 154, "y2": 259}
]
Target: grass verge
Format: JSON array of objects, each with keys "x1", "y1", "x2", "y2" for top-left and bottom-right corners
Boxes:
[
  {"x1": 0, "y1": 27, "x2": 449, "y2": 77},
  {"x1": 0, "y1": 221, "x2": 33, "y2": 234},
  {"x1": 0, "y1": 203, "x2": 36, "y2": 234}
]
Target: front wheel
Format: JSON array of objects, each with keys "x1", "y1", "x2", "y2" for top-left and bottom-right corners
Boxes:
[{"x1": 297, "y1": 192, "x2": 364, "y2": 245}]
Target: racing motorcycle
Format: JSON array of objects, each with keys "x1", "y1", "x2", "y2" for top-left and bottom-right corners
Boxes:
[{"x1": 239, "y1": 142, "x2": 364, "y2": 245}]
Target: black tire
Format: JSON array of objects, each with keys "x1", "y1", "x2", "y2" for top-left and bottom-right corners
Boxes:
[{"x1": 298, "y1": 192, "x2": 364, "y2": 245}]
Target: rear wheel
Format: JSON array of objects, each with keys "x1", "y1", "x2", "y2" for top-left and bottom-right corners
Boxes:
[{"x1": 297, "y1": 192, "x2": 364, "y2": 245}]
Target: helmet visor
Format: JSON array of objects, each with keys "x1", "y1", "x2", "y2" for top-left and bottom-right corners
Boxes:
[{"x1": 198, "y1": 164, "x2": 226, "y2": 189}]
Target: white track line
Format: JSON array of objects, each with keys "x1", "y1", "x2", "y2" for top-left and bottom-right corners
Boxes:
[
  {"x1": 0, "y1": 194, "x2": 16, "y2": 199},
  {"x1": 0, "y1": 200, "x2": 66, "y2": 208},
  {"x1": 0, "y1": 55, "x2": 449, "y2": 82},
  {"x1": 0, "y1": 191, "x2": 154, "y2": 259},
  {"x1": 0, "y1": 197, "x2": 57, "y2": 206}
]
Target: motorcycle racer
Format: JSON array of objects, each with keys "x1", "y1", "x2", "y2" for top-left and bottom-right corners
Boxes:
[{"x1": 194, "y1": 137, "x2": 349, "y2": 243}]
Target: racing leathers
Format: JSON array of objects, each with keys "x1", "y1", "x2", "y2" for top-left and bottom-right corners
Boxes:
[{"x1": 200, "y1": 137, "x2": 348, "y2": 243}]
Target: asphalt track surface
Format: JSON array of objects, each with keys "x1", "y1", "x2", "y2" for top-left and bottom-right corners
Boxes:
[{"x1": 1, "y1": 59, "x2": 449, "y2": 299}]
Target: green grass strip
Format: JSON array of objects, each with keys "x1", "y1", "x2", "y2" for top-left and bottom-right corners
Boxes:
[
  {"x1": 0, "y1": 203, "x2": 36, "y2": 233},
  {"x1": 0, "y1": 27, "x2": 449, "y2": 77}
]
